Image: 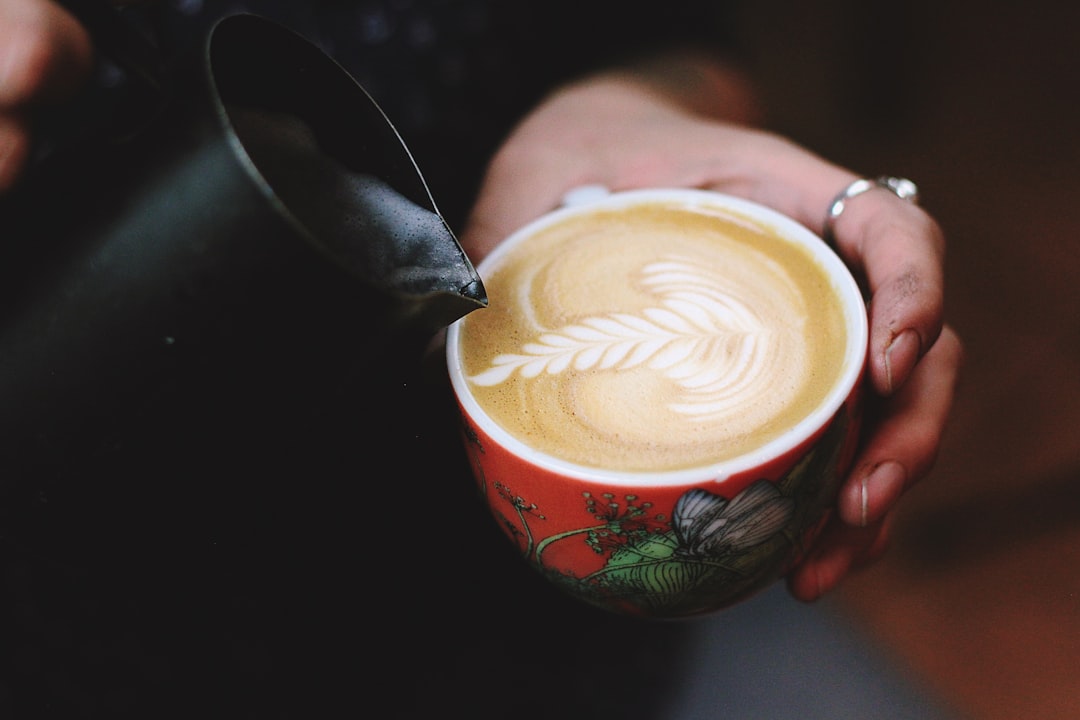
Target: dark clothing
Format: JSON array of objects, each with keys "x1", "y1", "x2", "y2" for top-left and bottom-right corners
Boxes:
[
  {"x1": 0, "y1": 3, "x2": 739, "y2": 718},
  {"x1": 118, "y1": 0, "x2": 740, "y2": 226}
]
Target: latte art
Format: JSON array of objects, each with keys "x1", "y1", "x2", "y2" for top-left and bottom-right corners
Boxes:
[
  {"x1": 457, "y1": 201, "x2": 848, "y2": 472},
  {"x1": 470, "y1": 254, "x2": 807, "y2": 422}
]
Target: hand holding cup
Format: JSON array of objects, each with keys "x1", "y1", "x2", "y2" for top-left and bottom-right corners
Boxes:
[{"x1": 446, "y1": 188, "x2": 869, "y2": 618}]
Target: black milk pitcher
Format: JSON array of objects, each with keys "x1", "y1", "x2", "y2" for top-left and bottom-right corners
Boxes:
[{"x1": 0, "y1": 12, "x2": 487, "y2": 497}]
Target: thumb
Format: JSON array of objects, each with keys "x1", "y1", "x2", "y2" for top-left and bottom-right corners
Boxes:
[{"x1": 0, "y1": 0, "x2": 94, "y2": 107}]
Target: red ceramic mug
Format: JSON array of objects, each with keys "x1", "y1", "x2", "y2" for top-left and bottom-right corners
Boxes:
[{"x1": 446, "y1": 187, "x2": 868, "y2": 619}]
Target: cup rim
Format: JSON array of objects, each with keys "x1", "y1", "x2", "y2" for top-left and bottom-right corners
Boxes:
[{"x1": 446, "y1": 187, "x2": 868, "y2": 486}]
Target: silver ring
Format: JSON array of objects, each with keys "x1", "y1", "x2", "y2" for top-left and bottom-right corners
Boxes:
[{"x1": 823, "y1": 176, "x2": 919, "y2": 247}]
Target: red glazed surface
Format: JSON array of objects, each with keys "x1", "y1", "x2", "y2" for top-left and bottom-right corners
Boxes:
[{"x1": 455, "y1": 373, "x2": 862, "y2": 619}]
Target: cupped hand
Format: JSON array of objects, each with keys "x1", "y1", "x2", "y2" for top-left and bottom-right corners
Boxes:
[
  {"x1": 0, "y1": 0, "x2": 94, "y2": 191},
  {"x1": 462, "y1": 56, "x2": 964, "y2": 602}
]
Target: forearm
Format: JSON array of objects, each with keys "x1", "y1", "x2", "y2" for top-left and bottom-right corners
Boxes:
[{"x1": 554, "y1": 49, "x2": 764, "y2": 128}]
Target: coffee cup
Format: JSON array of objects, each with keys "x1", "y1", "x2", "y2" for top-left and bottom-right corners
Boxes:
[{"x1": 445, "y1": 187, "x2": 868, "y2": 619}]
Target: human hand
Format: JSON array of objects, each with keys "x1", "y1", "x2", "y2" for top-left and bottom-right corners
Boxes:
[
  {"x1": 0, "y1": 0, "x2": 94, "y2": 191},
  {"x1": 461, "y1": 53, "x2": 964, "y2": 602}
]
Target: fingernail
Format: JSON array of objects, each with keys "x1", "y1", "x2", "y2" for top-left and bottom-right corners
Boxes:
[
  {"x1": 884, "y1": 329, "x2": 921, "y2": 394},
  {"x1": 858, "y1": 473, "x2": 869, "y2": 527},
  {"x1": 858, "y1": 461, "x2": 906, "y2": 527}
]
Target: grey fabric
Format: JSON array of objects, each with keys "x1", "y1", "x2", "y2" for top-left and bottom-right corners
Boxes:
[{"x1": 666, "y1": 584, "x2": 963, "y2": 719}]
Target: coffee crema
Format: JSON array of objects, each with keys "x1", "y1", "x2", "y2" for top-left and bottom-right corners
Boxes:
[{"x1": 456, "y1": 201, "x2": 848, "y2": 472}]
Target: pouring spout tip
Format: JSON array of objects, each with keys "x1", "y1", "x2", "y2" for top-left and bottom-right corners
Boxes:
[{"x1": 461, "y1": 279, "x2": 488, "y2": 307}]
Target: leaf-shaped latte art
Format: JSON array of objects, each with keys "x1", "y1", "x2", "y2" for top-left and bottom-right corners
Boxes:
[{"x1": 469, "y1": 257, "x2": 805, "y2": 422}]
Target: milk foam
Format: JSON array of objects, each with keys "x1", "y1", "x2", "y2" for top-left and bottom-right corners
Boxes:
[{"x1": 459, "y1": 202, "x2": 847, "y2": 472}]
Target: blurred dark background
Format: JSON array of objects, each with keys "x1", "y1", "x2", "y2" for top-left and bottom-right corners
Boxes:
[
  {"x1": 736, "y1": 1, "x2": 1080, "y2": 718},
  {"x1": 2, "y1": 1, "x2": 1078, "y2": 718}
]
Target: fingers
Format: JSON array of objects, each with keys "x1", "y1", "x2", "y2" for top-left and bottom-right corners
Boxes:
[
  {"x1": 839, "y1": 324, "x2": 964, "y2": 527},
  {"x1": 0, "y1": 0, "x2": 93, "y2": 191},
  {"x1": 786, "y1": 514, "x2": 893, "y2": 603},
  {"x1": 737, "y1": 152, "x2": 958, "y2": 603},
  {"x1": 724, "y1": 139, "x2": 947, "y2": 401},
  {"x1": 829, "y1": 184, "x2": 947, "y2": 397},
  {"x1": 786, "y1": 324, "x2": 962, "y2": 602}
]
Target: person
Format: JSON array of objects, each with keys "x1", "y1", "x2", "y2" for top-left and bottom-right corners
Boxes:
[{"x1": 0, "y1": 0, "x2": 963, "y2": 716}]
